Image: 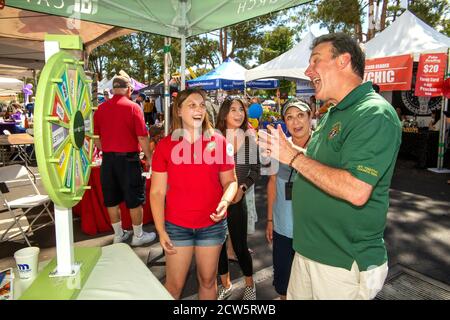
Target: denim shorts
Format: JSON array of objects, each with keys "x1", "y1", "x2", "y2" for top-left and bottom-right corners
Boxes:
[{"x1": 165, "y1": 219, "x2": 227, "y2": 247}]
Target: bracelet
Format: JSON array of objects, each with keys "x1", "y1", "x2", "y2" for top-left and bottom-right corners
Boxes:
[
  {"x1": 267, "y1": 219, "x2": 273, "y2": 223},
  {"x1": 221, "y1": 199, "x2": 231, "y2": 205},
  {"x1": 289, "y1": 151, "x2": 302, "y2": 167}
]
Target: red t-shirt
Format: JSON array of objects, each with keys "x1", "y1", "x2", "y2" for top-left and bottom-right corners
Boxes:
[
  {"x1": 152, "y1": 132, "x2": 235, "y2": 228},
  {"x1": 94, "y1": 95, "x2": 147, "y2": 152}
]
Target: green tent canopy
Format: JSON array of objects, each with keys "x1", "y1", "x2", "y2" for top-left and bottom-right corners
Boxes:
[{"x1": 7, "y1": 0, "x2": 309, "y2": 38}]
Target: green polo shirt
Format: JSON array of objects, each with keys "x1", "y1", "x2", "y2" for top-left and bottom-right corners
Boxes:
[{"x1": 292, "y1": 81, "x2": 402, "y2": 271}]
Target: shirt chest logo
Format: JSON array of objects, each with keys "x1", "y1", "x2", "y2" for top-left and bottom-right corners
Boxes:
[
  {"x1": 206, "y1": 141, "x2": 216, "y2": 152},
  {"x1": 226, "y1": 143, "x2": 234, "y2": 156},
  {"x1": 328, "y1": 122, "x2": 341, "y2": 139}
]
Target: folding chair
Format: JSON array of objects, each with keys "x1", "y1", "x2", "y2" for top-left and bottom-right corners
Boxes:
[{"x1": 0, "y1": 164, "x2": 54, "y2": 246}]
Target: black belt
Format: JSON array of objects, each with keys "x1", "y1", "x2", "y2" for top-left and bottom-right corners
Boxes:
[{"x1": 104, "y1": 152, "x2": 139, "y2": 156}]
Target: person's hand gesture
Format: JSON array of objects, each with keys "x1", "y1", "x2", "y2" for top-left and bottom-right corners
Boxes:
[
  {"x1": 210, "y1": 200, "x2": 228, "y2": 222},
  {"x1": 159, "y1": 230, "x2": 177, "y2": 255},
  {"x1": 258, "y1": 124, "x2": 305, "y2": 165}
]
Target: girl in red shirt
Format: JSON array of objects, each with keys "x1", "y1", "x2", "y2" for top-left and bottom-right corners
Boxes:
[{"x1": 151, "y1": 89, "x2": 237, "y2": 300}]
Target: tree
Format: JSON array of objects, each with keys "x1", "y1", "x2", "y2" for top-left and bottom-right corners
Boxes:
[
  {"x1": 202, "y1": 11, "x2": 283, "y2": 69},
  {"x1": 286, "y1": 4, "x2": 317, "y2": 43},
  {"x1": 89, "y1": 33, "x2": 168, "y2": 83},
  {"x1": 303, "y1": 0, "x2": 447, "y2": 42},
  {"x1": 258, "y1": 26, "x2": 294, "y2": 64},
  {"x1": 87, "y1": 7, "x2": 310, "y2": 84},
  {"x1": 312, "y1": 0, "x2": 365, "y2": 41},
  {"x1": 256, "y1": 26, "x2": 296, "y2": 97},
  {"x1": 388, "y1": 0, "x2": 450, "y2": 36}
]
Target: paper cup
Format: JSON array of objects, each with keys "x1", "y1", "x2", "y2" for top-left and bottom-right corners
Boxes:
[{"x1": 14, "y1": 247, "x2": 40, "y2": 280}]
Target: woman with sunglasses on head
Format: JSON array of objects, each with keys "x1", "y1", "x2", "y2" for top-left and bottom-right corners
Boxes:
[
  {"x1": 266, "y1": 100, "x2": 313, "y2": 300},
  {"x1": 215, "y1": 97, "x2": 261, "y2": 300},
  {"x1": 150, "y1": 89, "x2": 237, "y2": 300}
]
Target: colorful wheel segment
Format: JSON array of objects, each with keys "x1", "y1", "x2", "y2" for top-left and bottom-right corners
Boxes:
[{"x1": 34, "y1": 51, "x2": 94, "y2": 208}]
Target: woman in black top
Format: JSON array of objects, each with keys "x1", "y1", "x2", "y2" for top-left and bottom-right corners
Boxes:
[{"x1": 216, "y1": 97, "x2": 261, "y2": 300}]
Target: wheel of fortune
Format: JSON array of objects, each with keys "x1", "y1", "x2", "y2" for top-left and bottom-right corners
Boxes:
[{"x1": 34, "y1": 51, "x2": 94, "y2": 208}]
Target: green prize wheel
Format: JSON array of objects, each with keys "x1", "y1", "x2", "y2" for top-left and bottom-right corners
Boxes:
[{"x1": 35, "y1": 51, "x2": 94, "y2": 208}]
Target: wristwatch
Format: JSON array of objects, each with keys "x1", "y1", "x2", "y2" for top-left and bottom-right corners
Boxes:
[{"x1": 240, "y1": 184, "x2": 248, "y2": 193}]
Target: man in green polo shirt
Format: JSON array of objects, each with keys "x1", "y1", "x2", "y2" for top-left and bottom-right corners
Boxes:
[{"x1": 259, "y1": 33, "x2": 401, "y2": 300}]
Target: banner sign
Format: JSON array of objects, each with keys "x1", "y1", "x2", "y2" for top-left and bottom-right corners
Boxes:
[
  {"x1": 364, "y1": 54, "x2": 413, "y2": 91},
  {"x1": 295, "y1": 79, "x2": 315, "y2": 96},
  {"x1": 414, "y1": 53, "x2": 448, "y2": 97}
]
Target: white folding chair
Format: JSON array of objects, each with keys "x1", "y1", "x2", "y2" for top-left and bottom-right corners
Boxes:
[{"x1": 0, "y1": 164, "x2": 54, "y2": 246}]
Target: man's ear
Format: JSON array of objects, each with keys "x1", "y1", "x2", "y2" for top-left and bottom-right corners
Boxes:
[{"x1": 338, "y1": 53, "x2": 352, "y2": 69}]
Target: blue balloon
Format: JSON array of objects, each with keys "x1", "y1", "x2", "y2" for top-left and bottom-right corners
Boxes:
[{"x1": 248, "y1": 103, "x2": 263, "y2": 119}]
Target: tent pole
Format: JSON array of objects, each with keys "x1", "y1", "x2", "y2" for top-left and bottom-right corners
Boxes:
[
  {"x1": 181, "y1": 35, "x2": 186, "y2": 90},
  {"x1": 436, "y1": 49, "x2": 449, "y2": 170},
  {"x1": 164, "y1": 37, "x2": 171, "y2": 136},
  {"x1": 179, "y1": 0, "x2": 187, "y2": 91}
]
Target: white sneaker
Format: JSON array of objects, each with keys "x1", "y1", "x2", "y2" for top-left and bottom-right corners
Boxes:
[
  {"x1": 113, "y1": 230, "x2": 131, "y2": 244},
  {"x1": 131, "y1": 231, "x2": 156, "y2": 246},
  {"x1": 217, "y1": 284, "x2": 233, "y2": 300}
]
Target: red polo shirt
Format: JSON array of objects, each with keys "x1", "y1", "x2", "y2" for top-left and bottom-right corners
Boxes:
[
  {"x1": 152, "y1": 132, "x2": 235, "y2": 228},
  {"x1": 94, "y1": 95, "x2": 147, "y2": 152}
]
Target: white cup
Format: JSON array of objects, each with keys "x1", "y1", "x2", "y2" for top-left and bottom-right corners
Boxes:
[{"x1": 14, "y1": 247, "x2": 40, "y2": 280}]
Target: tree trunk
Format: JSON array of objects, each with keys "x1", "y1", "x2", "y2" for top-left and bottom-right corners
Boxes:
[
  {"x1": 219, "y1": 29, "x2": 223, "y2": 59},
  {"x1": 355, "y1": 23, "x2": 363, "y2": 42},
  {"x1": 393, "y1": 0, "x2": 400, "y2": 21},
  {"x1": 367, "y1": 0, "x2": 375, "y2": 40},
  {"x1": 223, "y1": 27, "x2": 228, "y2": 61},
  {"x1": 380, "y1": 0, "x2": 388, "y2": 31}
]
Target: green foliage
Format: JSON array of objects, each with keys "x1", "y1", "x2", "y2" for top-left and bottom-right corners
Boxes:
[
  {"x1": 258, "y1": 26, "x2": 294, "y2": 64},
  {"x1": 400, "y1": 0, "x2": 449, "y2": 36},
  {"x1": 288, "y1": 4, "x2": 317, "y2": 42},
  {"x1": 186, "y1": 36, "x2": 220, "y2": 69},
  {"x1": 312, "y1": 0, "x2": 364, "y2": 34},
  {"x1": 261, "y1": 109, "x2": 281, "y2": 121},
  {"x1": 89, "y1": 32, "x2": 165, "y2": 83},
  {"x1": 443, "y1": 19, "x2": 450, "y2": 37},
  {"x1": 228, "y1": 11, "x2": 283, "y2": 67},
  {"x1": 309, "y1": 0, "x2": 449, "y2": 41},
  {"x1": 88, "y1": 10, "x2": 287, "y2": 83}
]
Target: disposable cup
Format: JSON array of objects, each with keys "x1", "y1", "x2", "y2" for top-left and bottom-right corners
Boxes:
[{"x1": 14, "y1": 247, "x2": 40, "y2": 280}]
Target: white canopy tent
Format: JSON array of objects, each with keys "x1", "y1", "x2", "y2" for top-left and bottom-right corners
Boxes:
[
  {"x1": 364, "y1": 10, "x2": 450, "y2": 60},
  {"x1": 364, "y1": 10, "x2": 450, "y2": 111},
  {"x1": 245, "y1": 31, "x2": 315, "y2": 81},
  {"x1": 0, "y1": 77, "x2": 23, "y2": 96},
  {"x1": 365, "y1": 10, "x2": 450, "y2": 171}
]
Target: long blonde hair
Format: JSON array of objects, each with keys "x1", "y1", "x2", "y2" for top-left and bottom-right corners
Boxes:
[{"x1": 170, "y1": 89, "x2": 213, "y2": 135}]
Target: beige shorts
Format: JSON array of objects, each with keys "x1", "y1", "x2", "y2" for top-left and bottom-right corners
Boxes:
[{"x1": 287, "y1": 252, "x2": 388, "y2": 300}]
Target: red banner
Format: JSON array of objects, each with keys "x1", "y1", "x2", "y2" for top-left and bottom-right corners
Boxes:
[
  {"x1": 414, "y1": 53, "x2": 448, "y2": 97},
  {"x1": 364, "y1": 54, "x2": 413, "y2": 91}
]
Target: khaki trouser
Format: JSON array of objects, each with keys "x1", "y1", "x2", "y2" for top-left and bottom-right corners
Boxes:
[{"x1": 287, "y1": 252, "x2": 388, "y2": 300}]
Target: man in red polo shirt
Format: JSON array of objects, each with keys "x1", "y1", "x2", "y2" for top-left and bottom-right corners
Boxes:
[{"x1": 94, "y1": 75, "x2": 156, "y2": 246}]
